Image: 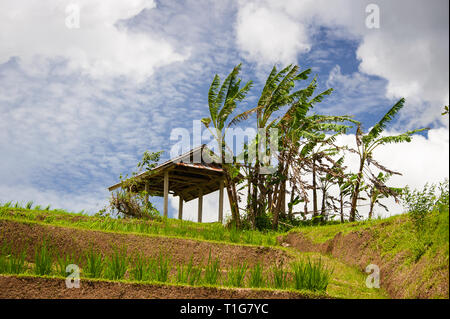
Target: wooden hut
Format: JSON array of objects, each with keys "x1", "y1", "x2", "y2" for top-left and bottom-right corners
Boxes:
[{"x1": 108, "y1": 145, "x2": 231, "y2": 223}]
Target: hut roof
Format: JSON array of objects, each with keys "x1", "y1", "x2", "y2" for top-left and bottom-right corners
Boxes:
[{"x1": 108, "y1": 145, "x2": 236, "y2": 202}]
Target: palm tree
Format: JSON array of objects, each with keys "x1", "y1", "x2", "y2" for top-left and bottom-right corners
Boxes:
[{"x1": 348, "y1": 98, "x2": 428, "y2": 221}]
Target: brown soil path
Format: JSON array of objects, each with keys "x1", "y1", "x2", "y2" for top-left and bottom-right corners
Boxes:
[
  {"x1": 279, "y1": 231, "x2": 449, "y2": 299},
  {"x1": 0, "y1": 275, "x2": 319, "y2": 299}
]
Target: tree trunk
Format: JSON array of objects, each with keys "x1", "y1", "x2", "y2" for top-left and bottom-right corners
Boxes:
[
  {"x1": 349, "y1": 157, "x2": 365, "y2": 222},
  {"x1": 339, "y1": 191, "x2": 344, "y2": 223},
  {"x1": 312, "y1": 158, "x2": 318, "y2": 218}
]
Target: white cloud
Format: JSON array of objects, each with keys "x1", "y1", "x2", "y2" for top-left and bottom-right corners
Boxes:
[
  {"x1": 0, "y1": 0, "x2": 187, "y2": 82},
  {"x1": 235, "y1": 0, "x2": 449, "y2": 127},
  {"x1": 235, "y1": 1, "x2": 311, "y2": 65}
]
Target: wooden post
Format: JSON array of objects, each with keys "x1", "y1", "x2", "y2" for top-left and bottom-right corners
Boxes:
[
  {"x1": 178, "y1": 196, "x2": 183, "y2": 220},
  {"x1": 218, "y1": 179, "x2": 224, "y2": 223},
  {"x1": 163, "y1": 171, "x2": 169, "y2": 218},
  {"x1": 198, "y1": 188, "x2": 203, "y2": 223},
  {"x1": 144, "y1": 181, "x2": 149, "y2": 205}
]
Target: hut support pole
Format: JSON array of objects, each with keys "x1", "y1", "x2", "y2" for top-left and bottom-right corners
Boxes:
[
  {"x1": 163, "y1": 171, "x2": 169, "y2": 218},
  {"x1": 178, "y1": 196, "x2": 183, "y2": 220},
  {"x1": 218, "y1": 179, "x2": 224, "y2": 223},
  {"x1": 144, "y1": 181, "x2": 149, "y2": 205},
  {"x1": 198, "y1": 188, "x2": 203, "y2": 223}
]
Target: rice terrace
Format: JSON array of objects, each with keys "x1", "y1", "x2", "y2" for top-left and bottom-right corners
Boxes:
[{"x1": 0, "y1": 0, "x2": 449, "y2": 308}]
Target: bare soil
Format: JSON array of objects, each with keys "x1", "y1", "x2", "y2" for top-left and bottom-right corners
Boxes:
[
  {"x1": 279, "y1": 230, "x2": 449, "y2": 299},
  {"x1": 0, "y1": 275, "x2": 318, "y2": 299},
  {"x1": 0, "y1": 219, "x2": 290, "y2": 268}
]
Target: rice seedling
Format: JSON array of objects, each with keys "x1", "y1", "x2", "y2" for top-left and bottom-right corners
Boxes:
[
  {"x1": 270, "y1": 262, "x2": 289, "y2": 289},
  {"x1": 291, "y1": 257, "x2": 333, "y2": 292},
  {"x1": 56, "y1": 253, "x2": 76, "y2": 277},
  {"x1": 44, "y1": 205, "x2": 51, "y2": 211},
  {"x1": 188, "y1": 265, "x2": 203, "y2": 286},
  {"x1": 176, "y1": 256, "x2": 195, "y2": 284},
  {"x1": 104, "y1": 247, "x2": 129, "y2": 280},
  {"x1": 248, "y1": 262, "x2": 265, "y2": 288},
  {"x1": 25, "y1": 201, "x2": 33, "y2": 209},
  {"x1": 154, "y1": 252, "x2": 171, "y2": 282},
  {"x1": 203, "y1": 250, "x2": 220, "y2": 285},
  {"x1": 8, "y1": 249, "x2": 27, "y2": 274},
  {"x1": 130, "y1": 252, "x2": 151, "y2": 281},
  {"x1": 227, "y1": 262, "x2": 247, "y2": 287},
  {"x1": 34, "y1": 240, "x2": 53, "y2": 276},
  {"x1": 85, "y1": 247, "x2": 104, "y2": 278}
]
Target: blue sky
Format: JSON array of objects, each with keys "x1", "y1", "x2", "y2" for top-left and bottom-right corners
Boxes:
[{"x1": 0, "y1": 0, "x2": 448, "y2": 220}]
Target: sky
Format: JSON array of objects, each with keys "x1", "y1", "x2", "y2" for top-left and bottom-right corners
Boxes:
[{"x1": 0, "y1": 0, "x2": 448, "y2": 222}]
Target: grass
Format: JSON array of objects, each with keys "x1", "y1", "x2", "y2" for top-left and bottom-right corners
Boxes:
[{"x1": 0, "y1": 205, "x2": 281, "y2": 247}]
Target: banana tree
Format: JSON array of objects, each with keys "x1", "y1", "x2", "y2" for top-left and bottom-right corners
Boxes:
[
  {"x1": 201, "y1": 64, "x2": 254, "y2": 228},
  {"x1": 348, "y1": 98, "x2": 428, "y2": 221}
]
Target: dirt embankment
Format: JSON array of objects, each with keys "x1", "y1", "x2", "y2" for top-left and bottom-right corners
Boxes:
[
  {"x1": 0, "y1": 219, "x2": 290, "y2": 268},
  {"x1": 0, "y1": 275, "x2": 316, "y2": 299},
  {"x1": 279, "y1": 230, "x2": 449, "y2": 299}
]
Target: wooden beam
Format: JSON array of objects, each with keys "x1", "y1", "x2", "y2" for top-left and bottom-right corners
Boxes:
[
  {"x1": 198, "y1": 188, "x2": 203, "y2": 223},
  {"x1": 163, "y1": 171, "x2": 169, "y2": 218},
  {"x1": 218, "y1": 179, "x2": 224, "y2": 223},
  {"x1": 178, "y1": 196, "x2": 183, "y2": 220},
  {"x1": 144, "y1": 181, "x2": 149, "y2": 205}
]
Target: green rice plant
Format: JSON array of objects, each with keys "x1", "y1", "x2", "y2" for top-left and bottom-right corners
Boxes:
[
  {"x1": 176, "y1": 256, "x2": 195, "y2": 284},
  {"x1": 270, "y1": 262, "x2": 289, "y2": 289},
  {"x1": 8, "y1": 249, "x2": 27, "y2": 274},
  {"x1": 44, "y1": 205, "x2": 51, "y2": 211},
  {"x1": 248, "y1": 262, "x2": 265, "y2": 288},
  {"x1": 84, "y1": 247, "x2": 104, "y2": 278},
  {"x1": 34, "y1": 240, "x2": 53, "y2": 276},
  {"x1": 130, "y1": 252, "x2": 150, "y2": 281},
  {"x1": 291, "y1": 257, "x2": 333, "y2": 292},
  {"x1": 154, "y1": 252, "x2": 171, "y2": 282},
  {"x1": 3, "y1": 201, "x2": 12, "y2": 208},
  {"x1": 188, "y1": 265, "x2": 203, "y2": 286},
  {"x1": 227, "y1": 262, "x2": 247, "y2": 287},
  {"x1": 56, "y1": 253, "x2": 76, "y2": 277},
  {"x1": 25, "y1": 201, "x2": 33, "y2": 209},
  {"x1": 34, "y1": 205, "x2": 42, "y2": 210},
  {"x1": 203, "y1": 250, "x2": 220, "y2": 285},
  {"x1": 104, "y1": 247, "x2": 129, "y2": 280}
]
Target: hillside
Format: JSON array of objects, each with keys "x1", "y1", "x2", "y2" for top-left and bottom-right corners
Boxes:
[{"x1": 0, "y1": 203, "x2": 448, "y2": 299}]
